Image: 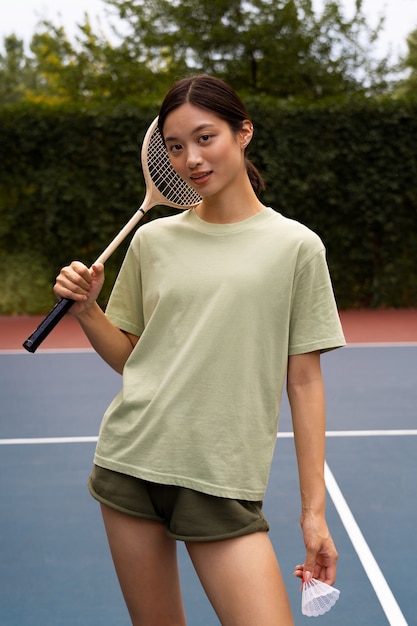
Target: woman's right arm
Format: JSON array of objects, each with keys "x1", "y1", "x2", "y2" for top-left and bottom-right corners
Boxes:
[{"x1": 54, "y1": 261, "x2": 139, "y2": 374}]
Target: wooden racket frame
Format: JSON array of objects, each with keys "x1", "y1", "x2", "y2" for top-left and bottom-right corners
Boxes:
[{"x1": 23, "y1": 117, "x2": 201, "y2": 353}]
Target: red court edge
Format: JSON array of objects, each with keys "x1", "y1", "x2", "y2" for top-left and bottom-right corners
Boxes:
[{"x1": 1, "y1": 309, "x2": 417, "y2": 351}]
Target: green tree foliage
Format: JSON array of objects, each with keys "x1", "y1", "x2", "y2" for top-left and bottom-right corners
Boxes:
[
  {"x1": 0, "y1": 18, "x2": 166, "y2": 105},
  {"x1": 397, "y1": 28, "x2": 417, "y2": 96},
  {"x1": 0, "y1": 0, "x2": 393, "y2": 105},
  {"x1": 104, "y1": 0, "x2": 391, "y2": 98},
  {"x1": 29, "y1": 18, "x2": 169, "y2": 104},
  {"x1": 0, "y1": 35, "x2": 35, "y2": 104}
]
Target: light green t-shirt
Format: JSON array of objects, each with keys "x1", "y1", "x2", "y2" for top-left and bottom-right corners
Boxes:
[{"x1": 94, "y1": 207, "x2": 345, "y2": 500}]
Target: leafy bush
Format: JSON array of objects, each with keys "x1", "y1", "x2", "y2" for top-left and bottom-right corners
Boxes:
[
  {"x1": 248, "y1": 96, "x2": 417, "y2": 307},
  {"x1": 1, "y1": 97, "x2": 416, "y2": 312}
]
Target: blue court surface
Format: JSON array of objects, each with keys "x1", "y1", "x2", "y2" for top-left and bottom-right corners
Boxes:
[{"x1": 1, "y1": 343, "x2": 416, "y2": 625}]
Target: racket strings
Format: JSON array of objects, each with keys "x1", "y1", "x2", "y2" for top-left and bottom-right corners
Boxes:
[{"x1": 147, "y1": 128, "x2": 201, "y2": 206}]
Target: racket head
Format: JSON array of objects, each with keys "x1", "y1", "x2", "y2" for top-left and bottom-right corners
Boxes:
[{"x1": 141, "y1": 117, "x2": 202, "y2": 210}]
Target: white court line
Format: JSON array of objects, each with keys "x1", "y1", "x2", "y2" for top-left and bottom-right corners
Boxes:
[
  {"x1": 276, "y1": 430, "x2": 417, "y2": 439},
  {"x1": 1, "y1": 430, "x2": 416, "y2": 445},
  {"x1": 325, "y1": 462, "x2": 408, "y2": 626},
  {"x1": 0, "y1": 436, "x2": 98, "y2": 445},
  {"x1": 0, "y1": 348, "x2": 94, "y2": 355},
  {"x1": 2, "y1": 342, "x2": 417, "y2": 356},
  {"x1": 325, "y1": 429, "x2": 417, "y2": 437}
]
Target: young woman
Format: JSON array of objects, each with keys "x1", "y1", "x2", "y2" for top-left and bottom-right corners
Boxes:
[{"x1": 54, "y1": 75, "x2": 345, "y2": 626}]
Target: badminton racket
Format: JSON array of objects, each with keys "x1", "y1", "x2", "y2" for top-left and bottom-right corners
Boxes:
[{"x1": 23, "y1": 117, "x2": 201, "y2": 353}]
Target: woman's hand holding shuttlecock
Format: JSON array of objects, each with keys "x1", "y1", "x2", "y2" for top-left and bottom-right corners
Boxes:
[
  {"x1": 293, "y1": 512, "x2": 340, "y2": 616},
  {"x1": 294, "y1": 511, "x2": 338, "y2": 585}
]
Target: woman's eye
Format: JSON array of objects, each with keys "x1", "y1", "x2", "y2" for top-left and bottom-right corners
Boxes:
[
  {"x1": 199, "y1": 134, "x2": 212, "y2": 143},
  {"x1": 169, "y1": 144, "x2": 182, "y2": 154}
]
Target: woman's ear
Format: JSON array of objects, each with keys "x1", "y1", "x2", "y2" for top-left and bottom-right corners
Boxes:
[{"x1": 240, "y1": 120, "x2": 254, "y2": 149}]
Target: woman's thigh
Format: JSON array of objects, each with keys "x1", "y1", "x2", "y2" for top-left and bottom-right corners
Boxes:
[
  {"x1": 100, "y1": 503, "x2": 187, "y2": 626},
  {"x1": 186, "y1": 531, "x2": 295, "y2": 626}
]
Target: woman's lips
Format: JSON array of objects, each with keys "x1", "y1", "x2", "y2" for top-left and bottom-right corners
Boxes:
[{"x1": 190, "y1": 171, "x2": 212, "y2": 185}]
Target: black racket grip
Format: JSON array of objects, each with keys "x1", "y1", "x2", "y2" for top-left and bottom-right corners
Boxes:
[{"x1": 22, "y1": 297, "x2": 74, "y2": 353}]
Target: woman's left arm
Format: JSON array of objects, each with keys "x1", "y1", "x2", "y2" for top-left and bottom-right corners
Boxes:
[{"x1": 287, "y1": 351, "x2": 338, "y2": 585}]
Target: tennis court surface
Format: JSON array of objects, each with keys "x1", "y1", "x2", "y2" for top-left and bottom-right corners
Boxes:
[{"x1": 1, "y1": 310, "x2": 416, "y2": 625}]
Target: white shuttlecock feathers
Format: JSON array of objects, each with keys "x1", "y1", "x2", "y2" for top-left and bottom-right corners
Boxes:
[{"x1": 301, "y1": 578, "x2": 340, "y2": 617}]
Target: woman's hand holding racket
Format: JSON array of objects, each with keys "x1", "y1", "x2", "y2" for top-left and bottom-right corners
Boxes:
[
  {"x1": 53, "y1": 261, "x2": 105, "y2": 317},
  {"x1": 23, "y1": 117, "x2": 201, "y2": 353}
]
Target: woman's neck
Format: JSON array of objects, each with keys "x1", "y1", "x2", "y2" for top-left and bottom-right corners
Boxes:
[{"x1": 196, "y1": 180, "x2": 266, "y2": 224}]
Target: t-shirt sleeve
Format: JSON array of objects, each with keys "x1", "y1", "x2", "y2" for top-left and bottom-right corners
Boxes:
[
  {"x1": 288, "y1": 243, "x2": 346, "y2": 355},
  {"x1": 104, "y1": 239, "x2": 145, "y2": 337}
]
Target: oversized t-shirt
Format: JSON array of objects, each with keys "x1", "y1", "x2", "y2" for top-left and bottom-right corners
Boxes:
[{"x1": 94, "y1": 207, "x2": 345, "y2": 500}]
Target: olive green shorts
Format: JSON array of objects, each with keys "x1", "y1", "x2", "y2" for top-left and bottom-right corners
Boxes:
[{"x1": 88, "y1": 465, "x2": 269, "y2": 542}]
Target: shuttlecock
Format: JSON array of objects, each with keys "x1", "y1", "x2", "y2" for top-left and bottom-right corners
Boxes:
[{"x1": 301, "y1": 578, "x2": 340, "y2": 617}]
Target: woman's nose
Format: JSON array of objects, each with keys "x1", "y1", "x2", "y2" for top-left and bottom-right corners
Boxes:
[{"x1": 186, "y1": 146, "x2": 202, "y2": 169}]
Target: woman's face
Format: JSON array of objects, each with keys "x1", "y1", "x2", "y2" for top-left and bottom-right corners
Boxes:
[{"x1": 162, "y1": 103, "x2": 252, "y2": 200}]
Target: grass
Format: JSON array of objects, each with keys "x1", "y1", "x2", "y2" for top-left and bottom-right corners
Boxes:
[{"x1": 0, "y1": 251, "x2": 56, "y2": 315}]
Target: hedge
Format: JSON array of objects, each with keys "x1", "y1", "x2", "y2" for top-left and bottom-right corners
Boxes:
[
  {"x1": 0, "y1": 97, "x2": 416, "y2": 313},
  {"x1": 249, "y1": 96, "x2": 417, "y2": 309},
  {"x1": 0, "y1": 102, "x2": 159, "y2": 311}
]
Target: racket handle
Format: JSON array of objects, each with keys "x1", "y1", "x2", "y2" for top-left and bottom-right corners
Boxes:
[{"x1": 22, "y1": 298, "x2": 74, "y2": 353}]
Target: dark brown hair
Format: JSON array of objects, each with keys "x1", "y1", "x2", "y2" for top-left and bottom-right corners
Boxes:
[{"x1": 158, "y1": 75, "x2": 265, "y2": 196}]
